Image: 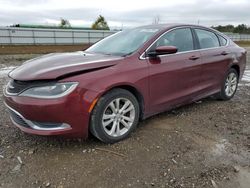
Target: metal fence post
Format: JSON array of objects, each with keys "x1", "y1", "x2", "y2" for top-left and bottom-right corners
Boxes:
[
  {"x1": 88, "y1": 31, "x2": 90, "y2": 45},
  {"x1": 8, "y1": 29, "x2": 12, "y2": 44},
  {"x1": 53, "y1": 30, "x2": 56, "y2": 45},
  {"x1": 32, "y1": 29, "x2": 35, "y2": 45}
]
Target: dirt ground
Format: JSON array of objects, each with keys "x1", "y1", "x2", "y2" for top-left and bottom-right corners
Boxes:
[
  {"x1": 0, "y1": 45, "x2": 89, "y2": 55},
  {"x1": 0, "y1": 48, "x2": 249, "y2": 188}
]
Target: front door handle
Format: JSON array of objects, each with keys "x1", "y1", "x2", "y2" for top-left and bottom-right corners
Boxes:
[
  {"x1": 189, "y1": 55, "x2": 200, "y2": 60},
  {"x1": 221, "y1": 51, "x2": 229, "y2": 56}
]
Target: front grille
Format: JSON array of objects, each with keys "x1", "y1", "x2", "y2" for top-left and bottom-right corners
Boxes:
[
  {"x1": 6, "y1": 79, "x2": 56, "y2": 95},
  {"x1": 7, "y1": 79, "x2": 31, "y2": 94},
  {"x1": 8, "y1": 109, "x2": 30, "y2": 128}
]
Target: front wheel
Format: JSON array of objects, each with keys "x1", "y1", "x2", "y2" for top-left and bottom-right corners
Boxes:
[
  {"x1": 217, "y1": 68, "x2": 239, "y2": 100},
  {"x1": 90, "y1": 89, "x2": 140, "y2": 143}
]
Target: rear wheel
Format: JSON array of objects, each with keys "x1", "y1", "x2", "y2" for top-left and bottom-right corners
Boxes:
[
  {"x1": 90, "y1": 88, "x2": 140, "y2": 143},
  {"x1": 217, "y1": 68, "x2": 239, "y2": 100}
]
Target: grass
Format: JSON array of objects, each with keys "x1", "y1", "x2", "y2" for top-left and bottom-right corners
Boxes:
[
  {"x1": 235, "y1": 41, "x2": 250, "y2": 47},
  {"x1": 0, "y1": 44, "x2": 90, "y2": 54}
]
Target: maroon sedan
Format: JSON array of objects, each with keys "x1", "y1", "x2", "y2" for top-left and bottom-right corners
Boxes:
[{"x1": 4, "y1": 24, "x2": 247, "y2": 143}]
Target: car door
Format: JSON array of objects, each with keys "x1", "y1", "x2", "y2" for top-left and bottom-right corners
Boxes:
[
  {"x1": 146, "y1": 27, "x2": 203, "y2": 114},
  {"x1": 194, "y1": 28, "x2": 232, "y2": 94}
]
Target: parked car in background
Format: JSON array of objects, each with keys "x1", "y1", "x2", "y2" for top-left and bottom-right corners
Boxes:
[{"x1": 4, "y1": 24, "x2": 247, "y2": 143}]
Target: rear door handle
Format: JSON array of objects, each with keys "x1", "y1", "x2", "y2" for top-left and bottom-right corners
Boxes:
[
  {"x1": 221, "y1": 51, "x2": 229, "y2": 56},
  {"x1": 189, "y1": 55, "x2": 200, "y2": 60}
]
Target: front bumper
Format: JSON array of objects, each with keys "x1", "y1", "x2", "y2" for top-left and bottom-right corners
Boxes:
[
  {"x1": 5, "y1": 102, "x2": 71, "y2": 132},
  {"x1": 3, "y1": 89, "x2": 93, "y2": 138}
]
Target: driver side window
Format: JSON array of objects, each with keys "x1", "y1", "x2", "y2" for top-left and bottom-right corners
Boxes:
[{"x1": 150, "y1": 28, "x2": 194, "y2": 53}]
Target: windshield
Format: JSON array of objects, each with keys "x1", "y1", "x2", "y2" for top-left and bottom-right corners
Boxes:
[{"x1": 86, "y1": 28, "x2": 159, "y2": 56}]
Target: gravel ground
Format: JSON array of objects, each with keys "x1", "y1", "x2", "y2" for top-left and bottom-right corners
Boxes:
[{"x1": 0, "y1": 49, "x2": 250, "y2": 188}]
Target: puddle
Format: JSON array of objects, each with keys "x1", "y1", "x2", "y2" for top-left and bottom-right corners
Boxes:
[
  {"x1": 242, "y1": 69, "x2": 250, "y2": 83},
  {"x1": 212, "y1": 138, "x2": 229, "y2": 156},
  {"x1": 0, "y1": 66, "x2": 17, "y2": 78},
  {"x1": 238, "y1": 83, "x2": 250, "y2": 87},
  {"x1": 236, "y1": 167, "x2": 250, "y2": 188},
  {"x1": 209, "y1": 138, "x2": 250, "y2": 167}
]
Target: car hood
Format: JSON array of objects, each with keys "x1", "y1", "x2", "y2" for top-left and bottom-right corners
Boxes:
[{"x1": 9, "y1": 51, "x2": 123, "y2": 81}]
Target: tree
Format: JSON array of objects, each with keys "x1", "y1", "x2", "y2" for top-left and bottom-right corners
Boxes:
[
  {"x1": 212, "y1": 24, "x2": 234, "y2": 33},
  {"x1": 234, "y1": 24, "x2": 248, "y2": 34},
  {"x1": 59, "y1": 18, "x2": 71, "y2": 28},
  {"x1": 91, "y1": 15, "x2": 110, "y2": 30},
  {"x1": 212, "y1": 24, "x2": 250, "y2": 34}
]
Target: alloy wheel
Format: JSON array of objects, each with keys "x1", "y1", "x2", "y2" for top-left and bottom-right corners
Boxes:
[
  {"x1": 225, "y1": 72, "x2": 238, "y2": 97},
  {"x1": 102, "y1": 98, "x2": 135, "y2": 137}
]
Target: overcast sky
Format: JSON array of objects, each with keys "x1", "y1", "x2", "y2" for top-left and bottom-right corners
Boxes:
[{"x1": 0, "y1": 0, "x2": 249, "y2": 29}]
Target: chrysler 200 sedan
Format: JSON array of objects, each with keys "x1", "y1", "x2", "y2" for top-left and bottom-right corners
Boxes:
[{"x1": 4, "y1": 24, "x2": 247, "y2": 143}]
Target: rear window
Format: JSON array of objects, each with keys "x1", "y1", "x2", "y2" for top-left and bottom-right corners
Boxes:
[{"x1": 195, "y1": 29, "x2": 220, "y2": 49}]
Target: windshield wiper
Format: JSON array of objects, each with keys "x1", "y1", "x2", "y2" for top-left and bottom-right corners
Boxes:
[
  {"x1": 122, "y1": 52, "x2": 133, "y2": 57},
  {"x1": 102, "y1": 53, "x2": 113, "y2": 56}
]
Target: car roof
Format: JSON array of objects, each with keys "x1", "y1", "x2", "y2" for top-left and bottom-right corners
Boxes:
[
  {"x1": 136, "y1": 23, "x2": 215, "y2": 32},
  {"x1": 135, "y1": 23, "x2": 227, "y2": 38},
  {"x1": 136, "y1": 23, "x2": 194, "y2": 29}
]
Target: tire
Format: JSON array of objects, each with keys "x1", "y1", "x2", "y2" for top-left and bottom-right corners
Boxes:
[
  {"x1": 90, "y1": 88, "x2": 140, "y2": 143},
  {"x1": 216, "y1": 68, "x2": 239, "y2": 101}
]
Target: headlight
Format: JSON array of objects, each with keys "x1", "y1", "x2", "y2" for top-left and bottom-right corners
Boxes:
[{"x1": 19, "y1": 82, "x2": 78, "y2": 99}]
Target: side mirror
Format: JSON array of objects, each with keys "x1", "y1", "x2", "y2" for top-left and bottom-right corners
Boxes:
[{"x1": 147, "y1": 46, "x2": 178, "y2": 57}]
